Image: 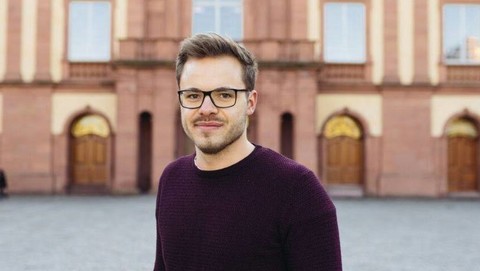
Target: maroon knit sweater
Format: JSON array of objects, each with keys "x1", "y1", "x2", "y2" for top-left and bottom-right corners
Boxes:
[{"x1": 154, "y1": 145, "x2": 342, "y2": 270}]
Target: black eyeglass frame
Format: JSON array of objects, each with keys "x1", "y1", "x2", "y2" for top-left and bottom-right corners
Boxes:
[{"x1": 177, "y1": 88, "x2": 250, "y2": 109}]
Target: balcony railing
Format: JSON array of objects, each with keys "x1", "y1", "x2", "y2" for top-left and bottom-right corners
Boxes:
[
  {"x1": 444, "y1": 65, "x2": 480, "y2": 83},
  {"x1": 67, "y1": 62, "x2": 111, "y2": 79},
  {"x1": 118, "y1": 39, "x2": 181, "y2": 61},
  {"x1": 242, "y1": 40, "x2": 318, "y2": 63},
  {"x1": 64, "y1": 39, "x2": 374, "y2": 84},
  {"x1": 319, "y1": 63, "x2": 369, "y2": 82},
  {"x1": 117, "y1": 38, "x2": 319, "y2": 64}
]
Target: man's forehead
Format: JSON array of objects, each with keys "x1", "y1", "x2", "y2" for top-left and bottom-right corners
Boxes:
[
  {"x1": 180, "y1": 56, "x2": 244, "y2": 89},
  {"x1": 183, "y1": 55, "x2": 242, "y2": 67}
]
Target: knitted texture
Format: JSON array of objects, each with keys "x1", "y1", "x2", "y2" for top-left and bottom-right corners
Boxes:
[{"x1": 154, "y1": 145, "x2": 342, "y2": 270}]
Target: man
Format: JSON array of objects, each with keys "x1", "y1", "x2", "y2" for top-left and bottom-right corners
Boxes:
[{"x1": 154, "y1": 33, "x2": 342, "y2": 270}]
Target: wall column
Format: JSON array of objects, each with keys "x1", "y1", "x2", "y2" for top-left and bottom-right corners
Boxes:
[
  {"x1": 380, "y1": 89, "x2": 436, "y2": 196},
  {"x1": 257, "y1": 70, "x2": 281, "y2": 151},
  {"x1": 295, "y1": 70, "x2": 318, "y2": 175},
  {"x1": 114, "y1": 69, "x2": 138, "y2": 193},
  {"x1": 35, "y1": 0, "x2": 51, "y2": 81},
  {"x1": 5, "y1": 0, "x2": 22, "y2": 80},
  {"x1": 127, "y1": 0, "x2": 146, "y2": 38},
  {"x1": 1, "y1": 87, "x2": 53, "y2": 192},
  {"x1": 383, "y1": 0, "x2": 399, "y2": 83},
  {"x1": 152, "y1": 68, "x2": 177, "y2": 192},
  {"x1": 413, "y1": 0, "x2": 429, "y2": 83}
]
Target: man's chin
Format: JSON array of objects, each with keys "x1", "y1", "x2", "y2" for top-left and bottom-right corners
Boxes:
[
  {"x1": 196, "y1": 144, "x2": 224, "y2": 155},
  {"x1": 193, "y1": 138, "x2": 228, "y2": 155}
]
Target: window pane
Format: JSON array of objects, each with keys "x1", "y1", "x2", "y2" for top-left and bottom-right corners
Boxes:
[
  {"x1": 443, "y1": 4, "x2": 480, "y2": 64},
  {"x1": 68, "y1": 1, "x2": 111, "y2": 62},
  {"x1": 443, "y1": 6, "x2": 462, "y2": 60},
  {"x1": 193, "y1": 5, "x2": 216, "y2": 34},
  {"x1": 192, "y1": 0, "x2": 243, "y2": 40},
  {"x1": 465, "y1": 6, "x2": 480, "y2": 62},
  {"x1": 220, "y1": 6, "x2": 242, "y2": 40},
  {"x1": 324, "y1": 3, "x2": 366, "y2": 63}
]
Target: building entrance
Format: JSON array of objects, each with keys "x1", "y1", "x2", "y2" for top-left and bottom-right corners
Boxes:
[
  {"x1": 70, "y1": 115, "x2": 111, "y2": 190},
  {"x1": 324, "y1": 115, "x2": 363, "y2": 185},
  {"x1": 447, "y1": 118, "x2": 479, "y2": 192}
]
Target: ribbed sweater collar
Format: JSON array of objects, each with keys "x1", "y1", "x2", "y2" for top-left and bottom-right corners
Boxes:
[{"x1": 192, "y1": 145, "x2": 263, "y2": 178}]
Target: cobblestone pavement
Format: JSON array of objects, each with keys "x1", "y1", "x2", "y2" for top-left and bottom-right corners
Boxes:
[
  {"x1": 335, "y1": 198, "x2": 480, "y2": 271},
  {"x1": 1, "y1": 195, "x2": 479, "y2": 271}
]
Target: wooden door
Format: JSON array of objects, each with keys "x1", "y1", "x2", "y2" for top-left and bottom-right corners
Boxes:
[
  {"x1": 73, "y1": 135, "x2": 108, "y2": 185},
  {"x1": 326, "y1": 136, "x2": 363, "y2": 185},
  {"x1": 71, "y1": 114, "x2": 110, "y2": 188},
  {"x1": 448, "y1": 137, "x2": 478, "y2": 192}
]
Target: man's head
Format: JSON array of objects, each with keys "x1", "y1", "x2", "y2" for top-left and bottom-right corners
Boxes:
[
  {"x1": 175, "y1": 33, "x2": 258, "y2": 155},
  {"x1": 176, "y1": 33, "x2": 258, "y2": 91}
]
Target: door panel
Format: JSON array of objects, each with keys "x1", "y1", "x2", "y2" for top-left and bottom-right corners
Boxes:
[
  {"x1": 72, "y1": 135, "x2": 108, "y2": 186},
  {"x1": 448, "y1": 137, "x2": 478, "y2": 192},
  {"x1": 326, "y1": 136, "x2": 362, "y2": 185}
]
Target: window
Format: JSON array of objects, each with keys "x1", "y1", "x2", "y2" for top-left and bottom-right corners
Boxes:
[
  {"x1": 192, "y1": 0, "x2": 243, "y2": 40},
  {"x1": 443, "y1": 4, "x2": 480, "y2": 64},
  {"x1": 68, "y1": 1, "x2": 111, "y2": 62},
  {"x1": 324, "y1": 3, "x2": 366, "y2": 63}
]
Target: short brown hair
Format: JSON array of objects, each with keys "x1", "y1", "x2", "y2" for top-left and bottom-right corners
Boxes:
[{"x1": 176, "y1": 33, "x2": 258, "y2": 91}]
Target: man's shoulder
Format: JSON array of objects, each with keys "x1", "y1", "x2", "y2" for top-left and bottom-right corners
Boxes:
[
  {"x1": 162, "y1": 154, "x2": 194, "y2": 175},
  {"x1": 256, "y1": 146, "x2": 310, "y2": 170},
  {"x1": 255, "y1": 146, "x2": 313, "y2": 178}
]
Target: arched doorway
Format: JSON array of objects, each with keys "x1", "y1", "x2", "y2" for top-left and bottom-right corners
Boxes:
[
  {"x1": 324, "y1": 115, "x2": 363, "y2": 185},
  {"x1": 446, "y1": 117, "x2": 479, "y2": 192},
  {"x1": 175, "y1": 110, "x2": 195, "y2": 158},
  {"x1": 281, "y1": 112, "x2": 294, "y2": 159},
  {"x1": 137, "y1": 112, "x2": 152, "y2": 193},
  {"x1": 247, "y1": 113, "x2": 258, "y2": 143},
  {"x1": 69, "y1": 114, "x2": 111, "y2": 192}
]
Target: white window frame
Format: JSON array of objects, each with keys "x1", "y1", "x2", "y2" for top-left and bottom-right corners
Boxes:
[
  {"x1": 68, "y1": 0, "x2": 112, "y2": 62},
  {"x1": 192, "y1": 0, "x2": 243, "y2": 40},
  {"x1": 323, "y1": 2, "x2": 366, "y2": 63},
  {"x1": 443, "y1": 4, "x2": 480, "y2": 65}
]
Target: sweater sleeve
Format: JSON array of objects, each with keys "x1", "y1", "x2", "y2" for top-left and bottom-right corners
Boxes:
[
  {"x1": 153, "y1": 176, "x2": 166, "y2": 271},
  {"x1": 280, "y1": 170, "x2": 342, "y2": 271},
  {"x1": 153, "y1": 209, "x2": 165, "y2": 270}
]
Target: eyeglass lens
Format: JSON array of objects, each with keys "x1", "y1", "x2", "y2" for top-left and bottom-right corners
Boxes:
[{"x1": 180, "y1": 89, "x2": 238, "y2": 108}]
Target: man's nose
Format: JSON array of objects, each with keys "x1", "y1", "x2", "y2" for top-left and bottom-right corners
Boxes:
[{"x1": 199, "y1": 95, "x2": 218, "y2": 114}]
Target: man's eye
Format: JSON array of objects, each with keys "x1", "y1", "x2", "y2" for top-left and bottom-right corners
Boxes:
[
  {"x1": 185, "y1": 93, "x2": 200, "y2": 99},
  {"x1": 218, "y1": 92, "x2": 234, "y2": 99}
]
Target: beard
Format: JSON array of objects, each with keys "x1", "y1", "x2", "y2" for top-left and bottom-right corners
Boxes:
[{"x1": 182, "y1": 113, "x2": 247, "y2": 155}]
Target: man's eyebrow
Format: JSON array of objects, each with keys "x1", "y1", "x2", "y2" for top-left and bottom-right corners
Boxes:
[
  {"x1": 180, "y1": 87, "x2": 202, "y2": 92},
  {"x1": 180, "y1": 87, "x2": 231, "y2": 92}
]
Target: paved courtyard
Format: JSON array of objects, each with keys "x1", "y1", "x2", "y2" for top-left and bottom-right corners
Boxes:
[{"x1": 0, "y1": 195, "x2": 479, "y2": 270}]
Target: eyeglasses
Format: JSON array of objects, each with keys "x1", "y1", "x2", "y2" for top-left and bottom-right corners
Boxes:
[{"x1": 177, "y1": 88, "x2": 249, "y2": 109}]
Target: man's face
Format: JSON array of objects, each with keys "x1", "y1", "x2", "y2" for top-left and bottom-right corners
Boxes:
[{"x1": 179, "y1": 56, "x2": 256, "y2": 154}]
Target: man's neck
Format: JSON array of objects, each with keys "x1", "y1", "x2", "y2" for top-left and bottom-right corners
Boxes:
[{"x1": 194, "y1": 139, "x2": 255, "y2": 171}]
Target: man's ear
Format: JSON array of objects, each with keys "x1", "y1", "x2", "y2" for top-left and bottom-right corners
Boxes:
[{"x1": 247, "y1": 90, "x2": 257, "y2": 115}]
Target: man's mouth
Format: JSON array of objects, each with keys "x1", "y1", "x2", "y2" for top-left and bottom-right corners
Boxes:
[{"x1": 194, "y1": 121, "x2": 223, "y2": 131}]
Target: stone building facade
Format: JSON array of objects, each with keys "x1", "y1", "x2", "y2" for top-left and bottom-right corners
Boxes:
[{"x1": 0, "y1": 0, "x2": 479, "y2": 197}]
